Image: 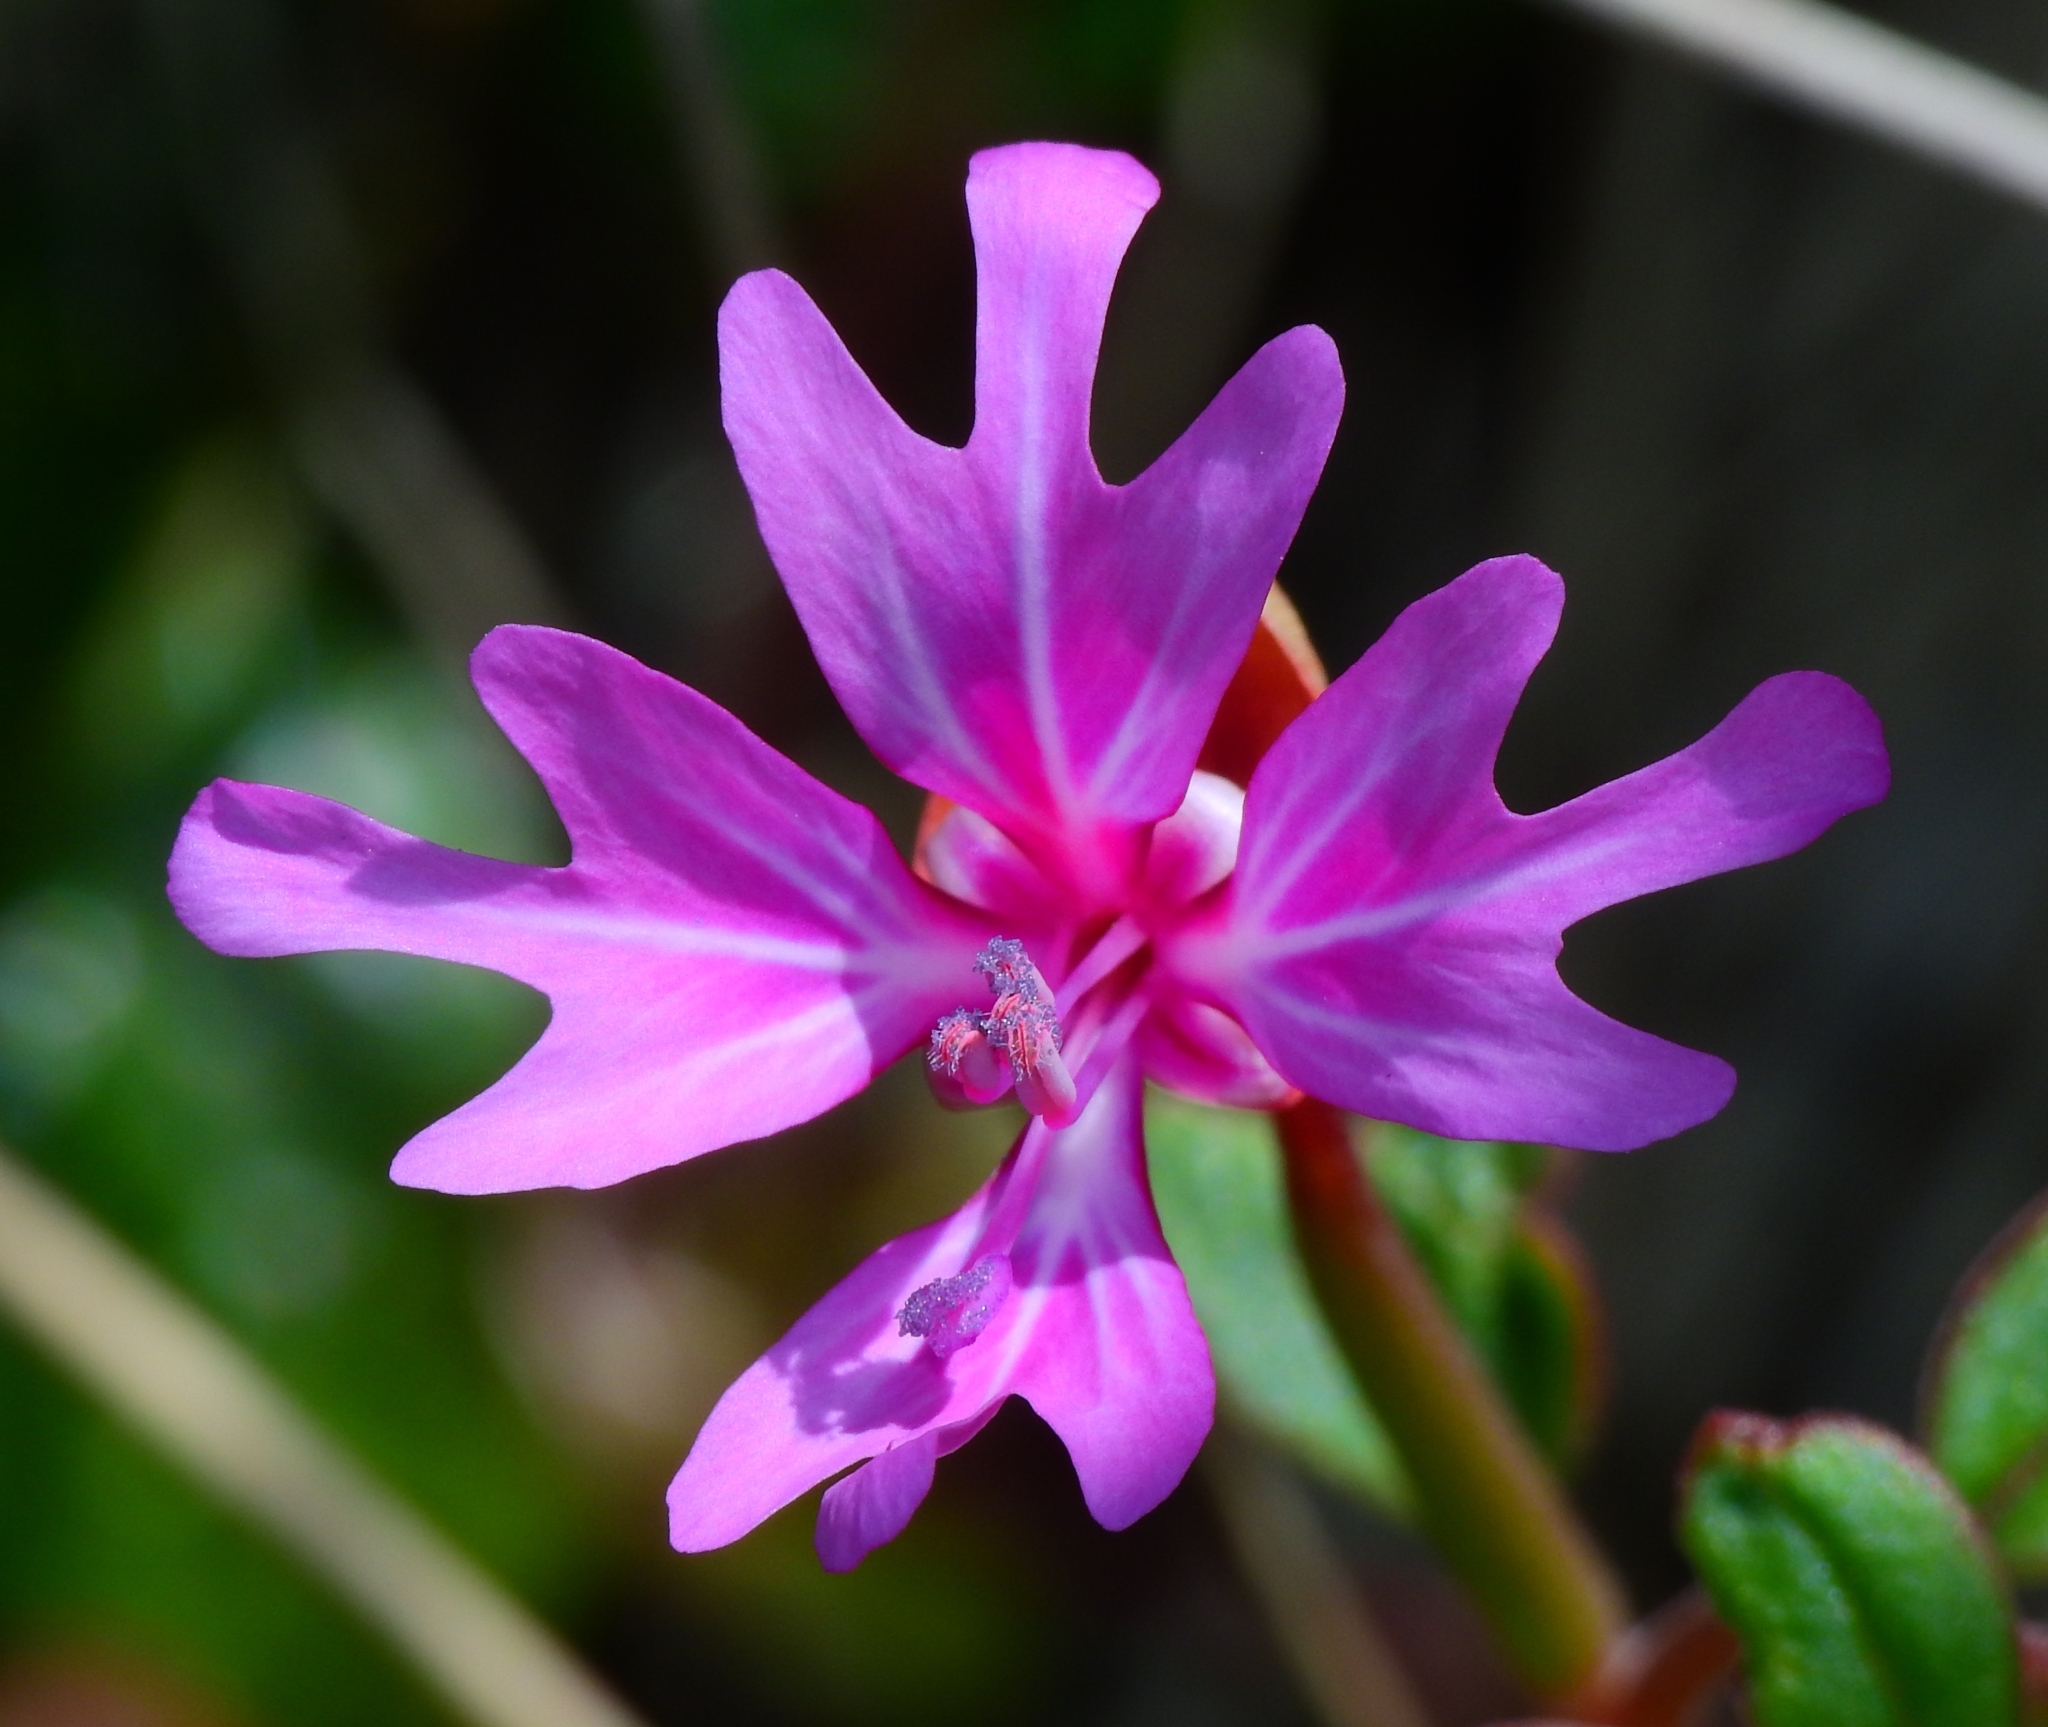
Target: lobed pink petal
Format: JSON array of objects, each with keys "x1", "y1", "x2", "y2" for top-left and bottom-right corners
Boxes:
[
  {"x1": 1163, "y1": 556, "x2": 1888, "y2": 1152},
  {"x1": 812, "y1": 1408, "x2": 1000, "y2": 1572},
  {"x1": 668, "y1": 1054, "x2": 1212, "y2": 1556},
  {"x1": 668, "y1": 1143, "x2": 1024, "y2": 1552},
  {"x1": 170, "y1": 626, "x2": 993, "y2": 1192},
  {"x1": 813, "y1": 1430, "x2": 936, "y2": 1572},
  {"x1": 1505, "y1": 670, "x2": 1890, "y2": 926},
  {"x1": 1216, "y1": 909, "x2": 1740, "y2": 1149},
  {"x1": 966, "y1": 142, "x2": 1161, "y2": 509},
  {"x1": 719, "y1": 142, "x2": 1342, "y2": 881},
  {"x1": 998, "y1": 1057, "x2": 1215, "y2": 1526}
]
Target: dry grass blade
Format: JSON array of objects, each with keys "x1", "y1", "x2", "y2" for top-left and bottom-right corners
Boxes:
[
  {"x1": 1547, "y1": 0, "x2": 2048, "y2": 214},
  {"x1": 0, "y1": 1146, "x2": 649, "y2": 1727},
  {"x1": 1204, "y1": 1422, "x2": 1437, "y2": 1727}
]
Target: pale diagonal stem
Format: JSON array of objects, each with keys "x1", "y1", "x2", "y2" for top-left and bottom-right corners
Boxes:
[
  {"x1": 0, "y1": 1145, "x2": 649, "y2": 1727},
  {"x1": 1203, "y1": 1420, "x2": 1438, "y2": 1727},
  {"x1": 1542, "y1": 0, "x2": 2048, "y2": 215},
  {"x1": 635, "y1": 0, "x2": 782, "y2": 280},
  {"x1": 288, "y1": 366, "x2": 567, "y2": 659}
]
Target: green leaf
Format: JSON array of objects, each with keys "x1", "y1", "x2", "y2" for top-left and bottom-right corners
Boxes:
[
  {"x1": 67, "y1": 434, "x2": 311, "y2": 782},
  {"x1": 1925, "y1": 1192, "x2": 2048, "y2": 1579},
  {"x1": 1493, "y1": 1215, "x2": 1598, "y2": 1466},
  {"x1": 1681, "y1": 1413, "x2": 2019, "y2": 1727},
  {"x1": 1364, "y1": 1124, "x2": 1599, "y2": 1466},
  {"x1": 1146, "y1": 1098, "x2": 1604, "y2": 1501},
  {"x1": 1144, "y1": 1091, "x2": 1412, "y2": 1516}
]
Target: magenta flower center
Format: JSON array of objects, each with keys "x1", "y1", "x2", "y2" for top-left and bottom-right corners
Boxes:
[{"x1": 920, "y1": 770, "x2": 1248, "y2": 1130}]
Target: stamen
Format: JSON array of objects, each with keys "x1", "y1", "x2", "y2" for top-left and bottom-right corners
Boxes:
[
  {"x1": 922, "y1": 939, "x2": 1073, "y2": 1120},
  {"x1": 896, "y1": 1252, "x2": 1014, "y2": 1359},
  {"x1": 973, "y1": 937, "x2": 1038, "y2": 994},
  {"x1": 975, "y1": 938, "x2": 1073, "y2": 1123},
  {"x1": 927, "y1": 1008, "x2": 1008, "y2": 1106},
  {"x1": 1013, "y1": 1039, "x2": 1077, "y2": 1121},
  {"x1": 928, "y1": 1008, "x2": 983, "y2": 1076}
]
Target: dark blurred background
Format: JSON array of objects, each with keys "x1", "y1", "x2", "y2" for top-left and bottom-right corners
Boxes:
[{"x1": 3, "y1": 0, "x2": 2046, "y2": 1720}]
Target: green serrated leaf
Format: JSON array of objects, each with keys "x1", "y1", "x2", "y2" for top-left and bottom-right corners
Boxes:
[
  {"x1": 1681, "y1": 1413, "x2": 2019, "y2": 1727},
  {"x1": 1144, "y1": 1091, "x2": 1412, "y2": 1516},
  {"x1": 1926, "y1": 1193, "x2": 2048, "y2": 1579},
  {"x1": 1365, "y1": 1124, "x2": 1594, "y2": 1466}
]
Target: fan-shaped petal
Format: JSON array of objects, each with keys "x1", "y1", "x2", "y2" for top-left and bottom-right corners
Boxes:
[
  {"x1": 169, "y1": 626, "x2": 993, "y2": 1192},
  {"x1": 719, "y1": 142, "x2": 1342, "y2": 882},
  {"x1": 667, "y1": 1055, "x2": 1211, "y2": 1557},
  {"x1": 1163, "y1": 557, "x2": 1888, "y2": 1151}
]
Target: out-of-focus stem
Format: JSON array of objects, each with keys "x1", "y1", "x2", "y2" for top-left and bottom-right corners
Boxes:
[
  {"x1": 289, "y1": 366, "x2": 565, "y2": 660},
  {"x1": 140, "y1": 0, "x2": 570, "y2": 665},
  {"x1": 1203, "y1": 1421, "x2": 1437, "y2": 1727},
  {"x1": 0, "y1": 1145, "x2": 648, "y2": 1727},
  {"x1": 636, "y1": 0, "x2": 781, "y2": 280},
  {"x1": 2018, "y1": 1623, "x2": 2048, "y2": 1727},
  {"x1": 1275, "y1": 1098, "x2": 1627, "y2": 1703},
  {"x1": 1543, "y1": 0, "x2": 2048, "y2": 218},
  {"x1": 1571, "y1": 1588, "x2": 1738, "y2": 1727}
]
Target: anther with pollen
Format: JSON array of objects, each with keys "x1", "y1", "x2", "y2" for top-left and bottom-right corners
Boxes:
[
  {"x1": 927, "y1": 1008, "x2": 1009, "y2": 1106},
  {"x1": 897, "y1": 1252, "x2": 1014, "y2": 1359},
  {"x1": 925, "y1": 939, "x2": 1077, "y2": 1122}
]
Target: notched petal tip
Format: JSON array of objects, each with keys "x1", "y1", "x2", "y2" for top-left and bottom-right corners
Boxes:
[
  {"x1": 167, "y1": 778, "x2": 412, "y2": 959},
  {"x1": 715, "y1": 266, "x2": 822, "y2": 357},
  {"x1": 1239, "y1": 322, "x2": 1345, "y2": 419},
  {"x1": 966, "y1": 139, "x2": 1161, "y2": 217},
  {"x1": 1205, "y1": 552, "x2": 1888, "y2": 1158},
  {"x1": 166, "y1": 780, "x2": 233, "y2": 950},
  {"x1": 1733, "y1": 669, "x2": 1891, "y2": 815},
  {"x1": 1528, "y1": 1041, "x2": 1739, "y2": 1154},
  {"x1": 814, "y1": 1436, "x2": 940, "y2": 1573},
  {"x1": 718, "y1": 262, "x2": 803, "y2": 308},
  {"x1": 468, "y1": 617, "x2": 558, "y2": 674},
  {"x1": 1453, "y1": 551, "x2": 1566, "y2": 634}
]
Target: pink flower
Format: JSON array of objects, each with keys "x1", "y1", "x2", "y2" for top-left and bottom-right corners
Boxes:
[{"x1": 168, "y1": 142, "x2": 1888, "y2": 1570}]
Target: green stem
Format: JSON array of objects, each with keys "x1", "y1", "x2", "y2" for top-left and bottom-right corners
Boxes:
[{"x1": 1275, "y1": 1097, "x2": 1627, "y2": 1702}]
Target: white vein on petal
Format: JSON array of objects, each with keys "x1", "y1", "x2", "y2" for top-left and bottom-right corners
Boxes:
[
  {"x1": 850, "y1": 466, "x2": 1007, "y2": 804},
  {"x1": 1241, "y1": 715, "x2": 1501, "y2": 926},
  {"x1": 1083, "y1": 485, "x2": 1242, "y2": 810},
  {"x1": 1010, "y1": 259, "x2": 1081, "y2": 829},
  {"x1": 1246, "y1": 812, "x2": 1680, "y2": 961},
  {"x1": 661, "y1": 992, "x2": 876, "y2": 1079}
]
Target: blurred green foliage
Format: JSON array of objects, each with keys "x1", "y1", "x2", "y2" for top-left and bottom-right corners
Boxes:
[
  {"x1": 1924, "y1": 1191, "x2": 2048, "y2": 1580},
  {"x1": 1681, "y1": 1414, "x2": 2018, "y2": 1727},
  {"x1": 1146, "y1": 1089, "x2": 1413, "y2": 1515},
  {"x1": 1365, "y1": 1125, "x2": 1598, "y2": 1468},
  {"x1": 0, "y1": 423, "x2": 583, "y2": 1725},
  {"x1": 0, "y1": 338, "x2": 937, "y2": 1727},
  {"x1": 1148, "y1": 1094, "x2": 1601, "y2": 1519}
]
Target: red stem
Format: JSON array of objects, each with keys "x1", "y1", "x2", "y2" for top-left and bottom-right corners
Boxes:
[{"x1": 1274, "y1": 1097, "x2": 1627, "y2": 1702}]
